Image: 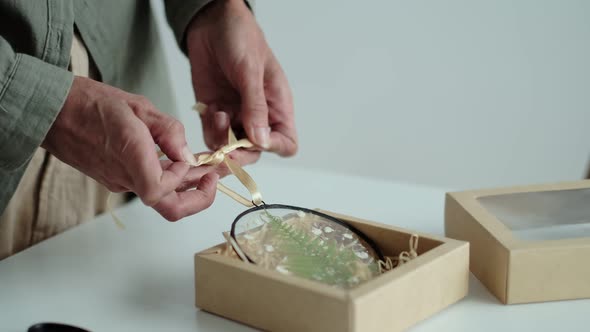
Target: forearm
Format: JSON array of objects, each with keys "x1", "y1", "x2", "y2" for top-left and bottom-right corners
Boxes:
[{"x1": 0, "y1": 36, "x2": 73, "y2": 171}]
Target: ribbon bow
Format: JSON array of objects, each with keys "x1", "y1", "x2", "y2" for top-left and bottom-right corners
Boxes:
[{"x1": 191, "y1": 103, "x2": 263, "y2": 207}]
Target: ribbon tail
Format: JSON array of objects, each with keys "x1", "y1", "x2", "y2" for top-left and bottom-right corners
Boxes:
[
  {"x1": 228, "y1": 127, "x2": 238, "y2": 144},
  {"x1": 216, "y1": 182, "x2": 255, "y2": 207},
  {"x1": 107, "y1": 193, "x2": 125, "y2": 230},
  {"x1": 223, "y1": 157, "x2": 263, "y2": 206}
]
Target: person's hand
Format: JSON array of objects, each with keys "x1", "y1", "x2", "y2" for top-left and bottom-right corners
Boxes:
[
  {"x1": 42, "y1": 77, "x2": 256, "y2": 221},
  {"x1": 186, "y1": 0, "x2": 297, "y2": 157}
]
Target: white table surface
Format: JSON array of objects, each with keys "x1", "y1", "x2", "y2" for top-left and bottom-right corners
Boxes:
[{"x1": 1, "y1": 164, "x2": 589, "y2": 331}]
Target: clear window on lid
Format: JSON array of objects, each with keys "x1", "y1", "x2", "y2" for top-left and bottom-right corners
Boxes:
[{"x1": 477, "y1": 188, "x2": 590, "y2": 241}]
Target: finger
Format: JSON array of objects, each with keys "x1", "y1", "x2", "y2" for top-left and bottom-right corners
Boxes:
[
  {"x1": 227, "y1": 149, "x2": 261, "y2": 166},
  {"x1": 159, "y1": 159, "x2": 173, "y2": 169},
  {"x1": 153, "y1": 172, "x2": 219, "y2": 221},
  {"x1": 130, "y1": 96, "x2": 198, "y2": 165},
  {"x1": 133, "y1": 140, "x2": 191, "y2": 206},
  {"x1": 143, "y1": 160, "x2": 190, "y2": 206},
  {"x1": 267, "y1": 125, "x2": 298, "y2": 157},
  {"x1": 264, "y1": 54, "x2": 298, "y2": 156},
  {"x1": 200, "y1": 104, "x2": 232, "y2": 150},
  {"x1": 162, "y1": 150, "x2": 259, "y2": 192},
  {"x1": 160, "y1": 158, "x2": 212, "y2": 192},
  {"x1": 175, "y1": 164, "x2": 228, "y2": 192},
  {"x1": 175, "y1": 176, "x2": 205, "y2": 192},
  {"x1": 153, "y1": 116, "x2": 196, "y2": 165},
  {"x1": 237, "y1": 61, "x2": 271, "y2": 150}
]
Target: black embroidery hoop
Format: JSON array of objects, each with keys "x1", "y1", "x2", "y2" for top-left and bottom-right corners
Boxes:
[{"x1": 229, "y1": 203, "x2": 385, "y2": 264}]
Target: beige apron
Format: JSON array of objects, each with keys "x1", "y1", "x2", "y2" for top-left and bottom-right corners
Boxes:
[{"x1": 0, "y1": 32, "x2": 127, "y2": 260}]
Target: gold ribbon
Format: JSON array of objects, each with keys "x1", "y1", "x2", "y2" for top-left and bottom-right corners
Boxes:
[
  {"x1": 199, "y1": 232, "x2": 248, "y2": 263},
  {"x1": 191, "y1": 103, "x2": 263, "y2": 207}
]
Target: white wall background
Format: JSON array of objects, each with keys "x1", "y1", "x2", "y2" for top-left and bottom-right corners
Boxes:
[{"x1": 151, "y1": 0, "x2": 590, "y2": 191}]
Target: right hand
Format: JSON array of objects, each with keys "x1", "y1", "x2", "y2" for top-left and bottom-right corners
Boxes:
[
  {"x1": 186, "y1": 0, "x2": 298, "y2": 157},
  {"x1": 42, "y1": 76, "x2": 229, "y2": 221}
]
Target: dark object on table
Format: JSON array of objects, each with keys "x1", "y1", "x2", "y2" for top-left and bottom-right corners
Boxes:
[{"x1": 28, "y1": 323, "x2": 90, "y2": 332}]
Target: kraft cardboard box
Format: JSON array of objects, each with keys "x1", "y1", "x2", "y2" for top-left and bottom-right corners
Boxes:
[
  {"x1": 445, "y1": 180, "x2": 590, "y2": 304},
  {"x1": 195, "y1": 210, "x2": 469, "y2": 332}
]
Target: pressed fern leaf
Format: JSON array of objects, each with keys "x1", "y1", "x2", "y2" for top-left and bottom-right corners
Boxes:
[{"x1": 259, "y1": 210, "x2": 379, "y2": 288}]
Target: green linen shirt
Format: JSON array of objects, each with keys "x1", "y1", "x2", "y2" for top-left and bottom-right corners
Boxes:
[{"x1": 0, "y1": 0, "x2": 215, "y2": 214}]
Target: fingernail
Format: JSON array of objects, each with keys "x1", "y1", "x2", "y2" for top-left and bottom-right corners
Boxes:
[
  {"x1": 214, "y1": 112, "x2": 229, "y2": 131},
  {"x1": 253, "y1": 127, "x2": 271, "y2": 149},
  {"x1": 182, "y1": 146, "x2": 198, "y2": 166}
]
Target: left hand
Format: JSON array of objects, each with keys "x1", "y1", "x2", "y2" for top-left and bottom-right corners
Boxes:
[{"x1": 186, "y1": 0, "x2": 297, "y2": 157}]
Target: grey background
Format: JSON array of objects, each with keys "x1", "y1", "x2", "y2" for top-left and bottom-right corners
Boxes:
[{"x1": 152, "y1": 0, "x2": 590, "y2": 190}]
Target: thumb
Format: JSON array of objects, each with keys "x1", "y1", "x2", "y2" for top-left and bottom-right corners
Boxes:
[{"x1": 238, "y1": 65, "x2": 271, "y2": 149}]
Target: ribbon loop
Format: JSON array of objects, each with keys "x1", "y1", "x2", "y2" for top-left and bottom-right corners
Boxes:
[{"x1": 192, "y1": 103, "x2": 262, "y2": 207}]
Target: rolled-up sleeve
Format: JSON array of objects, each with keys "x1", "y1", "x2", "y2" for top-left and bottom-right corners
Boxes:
[
  {"x1": 164, "y1": 0, "x2": 216, "y2": 50},
  {"x1": 0, "y1": 36, "x2": 73, "y2": 171},
  {"x1": 164, "y1": 0, "x2": 253, "y2": 52}
]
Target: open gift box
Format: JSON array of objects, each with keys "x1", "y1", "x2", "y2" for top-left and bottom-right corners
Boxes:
[
  {"x1": 195, "y1": 210, "x2": 469, "y2": 332},
  {"x1": 445, "y1": 180, "x2": 590, "y2": 304}
]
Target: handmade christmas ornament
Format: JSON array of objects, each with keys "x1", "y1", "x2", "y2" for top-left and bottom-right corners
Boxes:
[
  {"x1": 114, "y1": 103, "x2": 420, "y2": 289},
  {"x1": 230, "y1": 205, "x2": 384, "y2": 288},
  {"x1": 191, "y1": 103, "x2": 390, "y2": 288}
]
